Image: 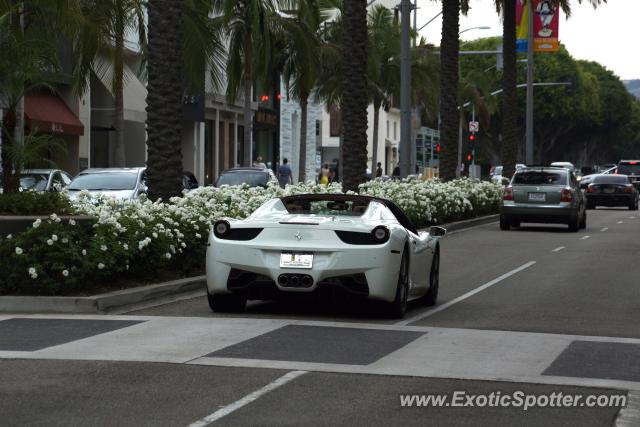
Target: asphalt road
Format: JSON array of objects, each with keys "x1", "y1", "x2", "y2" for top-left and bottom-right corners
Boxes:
[{"x1": 1, "y1": 207, "x2": 638, "y2": 426}]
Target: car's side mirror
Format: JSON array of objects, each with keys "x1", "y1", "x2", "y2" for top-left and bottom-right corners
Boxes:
[
  {"x1": 428, "y1": 226, "x2": 446, "y2": 238},
  {"x1": 51, "y1": 183, "x2": 62, "y2": 192}
]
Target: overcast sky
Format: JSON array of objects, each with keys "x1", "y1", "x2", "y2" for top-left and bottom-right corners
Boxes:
[{"x1": 413, "y1": 0, "x2": 639, "y2": 80}]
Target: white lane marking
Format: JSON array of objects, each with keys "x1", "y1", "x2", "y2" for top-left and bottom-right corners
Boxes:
[
  {"x1": 618, "y1": 221, "x2": 624, "y2": 224},
  {"x1": 629, "y1": 216, "x2": 636, "y2": 219},
  {"x1": 187, "y1": 370, "x2": 307, "y2": 427},
  {"x1": 397, "y1": 261, "x2": 536, "y2": 325},
  {"x1": 600, "y1": 227, "x2": 608, "y2": 232},
  {"x1": 580, "y1": 235, "x2": 591, "y2": 240},
  {"x1": 552, "y1": 246, "x2": 565, "y2": 252},
  {"x1": 445, "y1": 221, "x2": 499, "y2": 235}
]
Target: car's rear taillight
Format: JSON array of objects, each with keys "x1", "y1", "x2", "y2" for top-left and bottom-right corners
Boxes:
[
  {"x1": 560, "y1": 188, "x2": 573, "y2": 202},
  {"x1": 586, "y1": 184, "x2": 594, "y2": 193},
  {"x1": 503, "y1": 186, "x2": 514, "y2": 201},
  {"x1": 623, "y1": 185, "x2": 634, "y2": 193}
]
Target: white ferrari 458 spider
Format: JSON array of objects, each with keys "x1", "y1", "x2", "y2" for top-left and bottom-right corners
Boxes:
[{"x1": 206, "y1": 194, "x2": 446, "y2": 318}]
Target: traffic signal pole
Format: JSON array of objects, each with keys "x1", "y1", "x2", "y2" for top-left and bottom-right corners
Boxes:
[{"x1": 525, "y1": 0, "x2": 534, "y2": 165}]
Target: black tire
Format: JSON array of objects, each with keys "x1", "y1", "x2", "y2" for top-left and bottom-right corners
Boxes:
[
  {"x1": 422, "y1": 248, "x2": 440, "y2": 306},
  {"x1": 207, "y1": 292, "x2": 247, "y2": 313},
  {"x1": 499, "y1": 215, "x2": 510, "y2": 231},
  {"x1": 586, "y1": 200, "x2": 596, "y2": 210},
  {"x1": 568, "y1": 214, "x2": 579, "y2": 232},
  {"x1": 511, "y1": 221, "x2": 520, "y2": 228},
  {"x1": 388, "y1": 251, "x2": 409, "y2": 318},
  {"x1": 629, "y1": 199, "x2": 638, "y2": 211},
  {"x1": 579, "y1": 209, "x2": 587, "y2": 229}
]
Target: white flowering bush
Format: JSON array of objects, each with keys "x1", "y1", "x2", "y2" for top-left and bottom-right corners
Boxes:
[{"x1": 0, "y1": 179, "x2": 501, "y2": 295}]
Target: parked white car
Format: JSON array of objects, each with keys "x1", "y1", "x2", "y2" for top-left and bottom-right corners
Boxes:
[
  {"x1": 206, "y1": 193, "x2": 446, "y2": 318},
  {"x1": 67, "y1": 168, "x2": 146, "y2": 201}
]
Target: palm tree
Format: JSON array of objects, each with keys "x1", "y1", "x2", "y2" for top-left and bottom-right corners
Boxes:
[
  {"x1": 213, "y1": 0, "x2": 289, "y2": 168},
  {"x1": 145, "y1": 0, "x2": 225, "y2": 200},
  {"x1": 439, "y1": 0, "x2": 469, "y2": 181},
  {"x1": 341, "y1": 0, "x2": 368, "y2": 191},
  {"x1": 278, "y1": 1, "x2": 324, "y2": 183},
  {"x1": 73, "y1": 0, "x2": 147, "y2": 168},
  {"x1": 145, "y1": 0, "x2": 184, "y2": 201},
  {"x1": 494, "y1": 0, "x2": 605, "y2": 179}
]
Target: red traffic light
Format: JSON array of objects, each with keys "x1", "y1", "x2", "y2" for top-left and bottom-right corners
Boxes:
[
  {"x1": 276, "y1": 93, "x2": 282, "y2": 101},
  {"x1": 435, "y1": 144, "x2": 441, "y2": 153},
  {"x1": 466, "y1": 152, "x2": 473, "y2": 162},
  {"x1": 260, "y1": 95, "x2": 270, "y2": 102},
  {"x1": 469, "y1": 134, "x2": 475, "y2": 141}
]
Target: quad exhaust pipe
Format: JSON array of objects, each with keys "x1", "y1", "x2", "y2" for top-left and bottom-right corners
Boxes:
[{"x1": 277, "y1": 274, "x2": 313, "y2": 288}]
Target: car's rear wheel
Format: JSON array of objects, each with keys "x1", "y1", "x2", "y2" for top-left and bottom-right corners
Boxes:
[
  {"x1": 579, "y1": 209, "x2": 587, "y2": 229},
  {"x1": 629, "y1": 198, "x2": 638, "y2": 210},
  {"x1": 207, "y1": 292, "x2": 247, "y2": 312},
  {"x1": 388, "y1": 251, "x2": 409, "y2": 318},
  {"x1": 499, "y1": 215, "x2": 510, "y2": 231},
  {"x1": 568, "y1": 214, "x2": 580, "y2": 232},
  {"x1": 422, "y1": 248, "x2": 439, "y2": 306},
  {"x1": 586, "y1": 200, "x2": 596, "y2": 210}
]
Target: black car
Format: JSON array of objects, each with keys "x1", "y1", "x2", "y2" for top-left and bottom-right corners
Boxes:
[
  {"x1": 215, "y1": 167, "x2": 277, "y2": 188},
  {"x1": 616, "y1": 160, "x2": 640, "y2": 191},
  {"x1": 585, "y1": 174, "x2": 638, "y2": 210}
]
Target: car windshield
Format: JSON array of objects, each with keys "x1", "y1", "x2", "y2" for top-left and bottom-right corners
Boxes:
[
  {"x1": 68, "y1": 172, "x2": 138, "y2": 191},
  {"x1": 617, "y1": 163, "x2": 640, "y2": 175},
  {"x1": 513, "y1": 170, "x2": 567, "y2": 186},
  {"x1": 20, "y1": 174, "x2": 49, "y2": 191},
  {"x1": 217, "y1": 172, "x2": 267, "y2": 187},
  {"x1": 283, "y1": 199, "x2": 371, "y2": 216},
  {"x1": 593, "y1": 175, "x2": 630, "y2": 184}
]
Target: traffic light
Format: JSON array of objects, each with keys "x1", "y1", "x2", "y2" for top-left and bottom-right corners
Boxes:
[
  {"x1": 468, "y1": 133, "x2": 475, "y2": 142},
  {"x1": 435, "y1": 144, "x2": 441, "y2": 153},
  {"x1": 466, "y1": 152, "x2": 473, "y2": 162}
]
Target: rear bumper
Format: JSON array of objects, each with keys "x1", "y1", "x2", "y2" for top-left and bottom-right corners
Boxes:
[
  {"x1": 501, "y1": 203, "x2": 576, "y2": 223},
  {"x1": 586, "y1": 194, "x2": 634, "y2": 206}
]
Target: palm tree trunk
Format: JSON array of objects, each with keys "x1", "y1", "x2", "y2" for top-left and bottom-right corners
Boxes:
[
  {"x1": 243, "y1": 77, "x2": 252, "y2": 167},
  {"x1": 146, "y1": 0, "x2": 184, "y2": 201},
  {"x1": 113, "y1": 4, "x2": 126, "y2": 167},
  {"x1": 501, "y1": 0, "x2": 518, "y2": 179},
  {"x1": 372, "y1": 99, "x2": 381, "y2": 177},
  {"x1": 341, "y1": 0, "x2": 368, "y2": 192},
  {"x1": 439, "y1": 0, "x2": 460, "y2": 182},
  {"x1": 298, "y1": 97, "x2": 308, "y2": 183}
]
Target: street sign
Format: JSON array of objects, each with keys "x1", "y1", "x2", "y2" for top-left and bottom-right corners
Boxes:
[{"x1": 469, "y1": 121, "x2": 479, "y2": 133}]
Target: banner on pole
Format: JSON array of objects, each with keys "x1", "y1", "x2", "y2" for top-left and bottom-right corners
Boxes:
[
  {"x1": 533, "y1": 0, "x2": 559, "y2": 52},
  {"x1": 515, "y1": 0, "x2": 528, "y2": 53}
]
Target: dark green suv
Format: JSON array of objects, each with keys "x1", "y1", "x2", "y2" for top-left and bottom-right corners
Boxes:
[{"x1": 500, "y1": 167, "x2": 586, "y2": 232}]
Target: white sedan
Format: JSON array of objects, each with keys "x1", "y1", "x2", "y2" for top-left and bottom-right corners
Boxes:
[{"x1": 206, "y1": 194, "x2": 446, "y2": 318}]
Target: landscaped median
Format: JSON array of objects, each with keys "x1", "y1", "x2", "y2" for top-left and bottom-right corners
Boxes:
[{"x1": 0, "y1": 178, "x2": 503, "y2": 297}]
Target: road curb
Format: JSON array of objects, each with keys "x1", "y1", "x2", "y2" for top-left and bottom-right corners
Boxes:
[
  {"x1": 0, "y1": 275, "x2": 206, "y2": 314},
  {"x1": 441, "y1": 214, "x2": 500, "y2": 232}
]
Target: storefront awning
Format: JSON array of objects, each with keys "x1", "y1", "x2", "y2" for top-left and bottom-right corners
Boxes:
[{"x1": 25, "y1": 94, "x2": 84, "y2": 136}]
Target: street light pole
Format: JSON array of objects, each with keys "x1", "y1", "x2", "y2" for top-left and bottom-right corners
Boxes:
[
  {"x1": 525, "y1": 0, "x2": 534, "y2": 165},
  {"x1": 399, "y1": 0, "x2": 412, "y2": 178}
]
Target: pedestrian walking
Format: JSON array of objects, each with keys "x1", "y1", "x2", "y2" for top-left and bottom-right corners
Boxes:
[
  {"x1": 277, "y1": 158, "x2": 293, "y2": 187},
  {"x1": 253, "y1": 156, "x2": 267, "y2": 169},
  {"x1": 319, "y1": 163, "x2": 331, "y2": 185},
  {"x1": 392, "y1": 163, "x2": 400, "y2": 179},
  {"x1": 375, "y1": 162, "x2": 383, "y2": 178}
]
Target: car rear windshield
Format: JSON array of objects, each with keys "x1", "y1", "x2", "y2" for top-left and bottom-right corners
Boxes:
[
  {"x1": 512, "y1": 170, "x2": 567, "y2": 185},
  {"x1": 283, "y1": 199, "x2": 371, "y2": 216},
  {"x1": 617, "y1": 163, "x2": 640, "y2": 175},
  {"x1": 593, "y1": 175, "x2": 630, "y2": 185},
  {"x1": 217, "y1": 172, "x2": 268, "y2": 187},
  {"x1": 68, "y1": 172, "x2": 138, "y2": 191}
]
